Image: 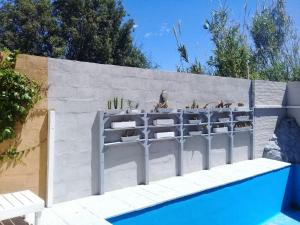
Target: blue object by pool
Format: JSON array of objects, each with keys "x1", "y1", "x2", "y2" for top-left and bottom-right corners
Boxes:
[{"x1": 108, "y1": 165, "x2": 300, "y2": 225}]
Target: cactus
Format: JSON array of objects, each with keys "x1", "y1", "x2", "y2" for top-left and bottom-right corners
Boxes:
[
  {"x1": 107, "y1": 100, "x2": 112, "y2": 110},
  {"x1": 120, "y1": 98, "x2": 123, "y2": 109},
  {"x1": 113, "y1": 97, "x2": 119, "y2": 109}
]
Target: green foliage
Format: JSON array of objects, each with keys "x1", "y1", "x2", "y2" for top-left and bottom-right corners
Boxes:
[
  {"x1": 0, "y1": 50, "x2": 40, "y2": 162},
  {"x1": 173, "y1": 22, "x2": 203, "y2": 74},
  {"x1": 0, "y1": 0, "x2": 151, "y2": 68},
  {"x1": 250, "y1": 0, "x2": 300, "y2": 81},
  {"x1": 205, "y1": 8, "x2": 251, "y2": 78}
]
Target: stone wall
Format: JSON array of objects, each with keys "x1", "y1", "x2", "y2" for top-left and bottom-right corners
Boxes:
[{"x1": 0, "y1": 54, "x2": 48, "y2": 198}]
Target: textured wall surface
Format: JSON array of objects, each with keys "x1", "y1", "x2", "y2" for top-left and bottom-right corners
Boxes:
[
  {"x1": 253, "y1": 80, "x2": 287, "y2": 158},
  {"x1": 48, "y1": 58, "x2": 253, "y2": 203},
  {"x1": 0, "y1": 54, "x2": 48, "y2": 198},
  {"x1": 287, "y1": 82, "x2": 300, "y2": 125}
]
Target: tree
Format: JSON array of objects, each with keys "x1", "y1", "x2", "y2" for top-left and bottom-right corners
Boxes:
[
  {"x1": 0, "y1": 0, "x2": 63, "y2": 57},
  {"x1": 0, "y1": 0, "x2": 151, "y2": 68},
  {"x1": 172, "y1": 22, "x2": 203, "y2": 74},
  {"x1": 205, "y1": 7, "x2": 251, "y2": 78},
  {"x1": 251, "y1": 0, "x2": 300, "y2": 81}
]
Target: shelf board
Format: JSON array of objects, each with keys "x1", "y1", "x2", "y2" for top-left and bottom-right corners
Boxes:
[
  {"x1": 183, "y1": 134, "x2": 208, "y2": 138},
  {"x1": 211, "y1": 132, "x2": 230, "y2": 135},
  {"x1": 104, "y1": 126, "x2": 145, "y2": 131},
  {"x1": 211, "y1": 121, "x2": 231, "y2": 124},
  {"x1": 104, "y1": 139, "x2": 145, "y2": 146},
  {"x1": 184, "y1": 123, "x2": 208, "y2": 126},
  {"x1": 104, "y1": 113, "x2": 145, "y2": 118},
  {"x1": 255, "y1": 105, "x2": 300, "y2": 109},
  {"x1": 233, "y1": 129, "x2": 253, "y2": 133},
  {"x1": 233, "y1": 120, "x2": 253, "y2": 123},
  {"x1": 149, "y1": 136, "x2": 180, "y2": 142},
  {"x1": 148, "y1": 124, "x2": 181, "y2": 128}
]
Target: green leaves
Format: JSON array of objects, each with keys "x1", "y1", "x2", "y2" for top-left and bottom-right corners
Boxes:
[
  {"x1": 0, "y1": 51, "x2": 40, "y2": 161},
  {"x1": 0, "y1": 0, "x2": 150, "y2": 68},
  {"x1": 206, "y1": 8, "x2": 251, "y2": 78}
]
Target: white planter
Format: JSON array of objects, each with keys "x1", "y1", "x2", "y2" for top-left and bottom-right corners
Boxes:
[
  {"x1": 213, "y1": 127, "x2": 228, "y2": 133},
  {"x1": 154, "y1": 132, "x2": 175, "y2": 139},
  {"x1": 235, "y1": 107, "x2": 249, "y2": 112},
  {"x1": 234, "y1": 127, "x2": 251, "y2": 131},
  {"x1": 121, "y1": 135, "x2": 140, "y2": 142},
  {"x1": 156, "y1": 108, "x2": 176, "y2": 113},
  {"x1": 127, "y1": 109, "x2": 140, "y2": 114},
  {"x1": 106, "y1": 110, "x2": 125, "y2": 115},
  {"x1": 218, "y1": 117, "x2": 230, "y2": 122},
  {"x1": 111, "y1": 121, "x2": 136, "y2": 129},
  {"x1": 153, "y1": 119, "x2": 174, "y2": 126},
  {"x1": 188, "y1": 119, "x2": 202, "y2": 124},
  {"x1": 189, "y1": 131, "x2": 203, "y2": 136},
  {"x1": 235, "y1": 116, "x2": 250, "y2": 121}
]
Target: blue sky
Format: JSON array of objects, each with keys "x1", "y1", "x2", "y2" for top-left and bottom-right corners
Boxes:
[{"x1": 123, "y1": 0, "x2": 300, "y2": 71}]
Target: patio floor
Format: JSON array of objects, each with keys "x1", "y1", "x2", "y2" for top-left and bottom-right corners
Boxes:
[{"x1": 26, "y1": 158, "x2": 290, "y2": 225}]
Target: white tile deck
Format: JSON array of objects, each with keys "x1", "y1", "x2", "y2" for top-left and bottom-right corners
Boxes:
[{"x1": 26, "y1": 158, "x2": 290, "y2": 225}]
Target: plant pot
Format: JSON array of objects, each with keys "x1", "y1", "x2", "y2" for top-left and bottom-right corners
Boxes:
[
  {"x1": 185, "y1": 109, "x2": 200, "y2": 113},
  {"x1": 189, "y1": 131, "x2": 203, "y2": 136},
  {"x1": 111, "y1": 121, "x2": 136, "y2": 129},
  {"x1": 106, "y1": 109, "x2": 125, "y2": 115},
  {"x1": 121, "y1": 135, "x2": 140, "y2": 142},
  {"x1": 154, "y1": 132, "x2": 175, "y2": 139},
  {"x1": 235, "y1": 116, "x2": 250, "y2": 121},
  {"x1": 188, "y1": 119, "x2": 202, "y2": 124},
  {"x1": 156, "y1": 108, "x2": 176, "y2": 113},
  {"x1": 127, "y1": 109, "x2": 140, "y2": 114},
  {"x1": 234, "y1": 127, "x2": 251, "y2": 131},
  {"x1": 213, "y1": 127, "x2": 228, "y2": 133},
  {"x1": 235, "y1": 107, "x2": 250, "y2": 112},
  {"x1": 153, "y1": 119, "x2": 174, "y2": 126},
  {"x1": 218, "y1": 117, "x2": 230, "y2": 122}
]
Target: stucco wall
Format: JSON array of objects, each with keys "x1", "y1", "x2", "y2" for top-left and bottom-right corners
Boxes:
[
  {"x1": 0, "y1": 54, "x2": 48, "y2": 198},
  {"x1": 287, "y1": 81, "x2": 300, "y2": 125},
  {"x1": 48, "y1": 58, "x2": 254, "y2": 202},
  {"x1": 253, "y1": 80, "x2": 287, "y2": 158}
]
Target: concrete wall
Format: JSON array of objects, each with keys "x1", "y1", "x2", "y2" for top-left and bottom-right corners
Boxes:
[
  {"x1": 0, "y1": 54, "x2": 48, "y2": 198},
  {"x1": 48, "y1": 58, "x2": 253, "y2": 202},
  {"x1": 287, "y1": 82, "x2": 300, "y2": 125},
  {"x1": 253, "y1": 80, "x2": 287, "y2": 158}
]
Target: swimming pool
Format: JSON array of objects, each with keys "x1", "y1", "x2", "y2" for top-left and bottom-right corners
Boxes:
[{"x1": 108, "y1": 165, "x2": 300, "y2": 225}]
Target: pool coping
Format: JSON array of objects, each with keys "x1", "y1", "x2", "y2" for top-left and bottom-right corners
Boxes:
[{"x1": 30, "y1": 158, "x2": 290, "y2": 225}]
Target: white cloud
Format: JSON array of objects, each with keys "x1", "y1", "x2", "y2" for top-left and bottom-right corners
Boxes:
[
  {"x1": 144, "y1": 22, "x2": 171, "y2": 38},
  {"x1": 133, "y1": 24, "x2": 139, "y2": 29}
]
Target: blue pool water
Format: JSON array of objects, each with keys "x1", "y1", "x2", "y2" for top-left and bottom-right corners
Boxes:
[{"x1": 108, "y1": 165, "x2": 300, "y2": 225}]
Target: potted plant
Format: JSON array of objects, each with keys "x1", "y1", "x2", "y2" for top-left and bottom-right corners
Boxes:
[
  {"x1": 106, "y1": 97, "x2": 125, "y2": 115},
  {"x1": 188, "y1": 116, "x2": 202, "y2": 124},
  {"x1": 213, "y1": 125, "x2": 228, "y2": 133},
  {"x1": 234, "y1": 122, "x2": 252, "y2": 131},
  {"x1": 189, "y1": 130, "x2": 203, "y2": 136},
  {"x1": 235, "y1": 102, "x2": 249, "y2": 112},
  {"x1": 155, "y1": 90, "x2": 176, "y2": 113},
  {"x1": 121, "y1": 130, "x2": 140, "y2": 142},
  {"x1": 185, "y1": 100, "x2": 201, "y2": 113},
  {"x1": 127, "y1": 99, "x2": 140, "y2": 114}
]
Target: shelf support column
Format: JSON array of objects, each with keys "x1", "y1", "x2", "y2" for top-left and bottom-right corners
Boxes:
[
  {"x1": 205, "y1": 109, "x2": 212, "y2": 170},
  {"x1": 142, "y1": 113, "x2": 150, "y2": 184},
  {"x1": 228, "y1": 109, "x2": 234, "y2": 164},
  {"x1": 98, "y1": 111, "x2": 105, "y2": 195},
  {"x1": 178, "y1": 110, "x2": 184, "y2": 176}
]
